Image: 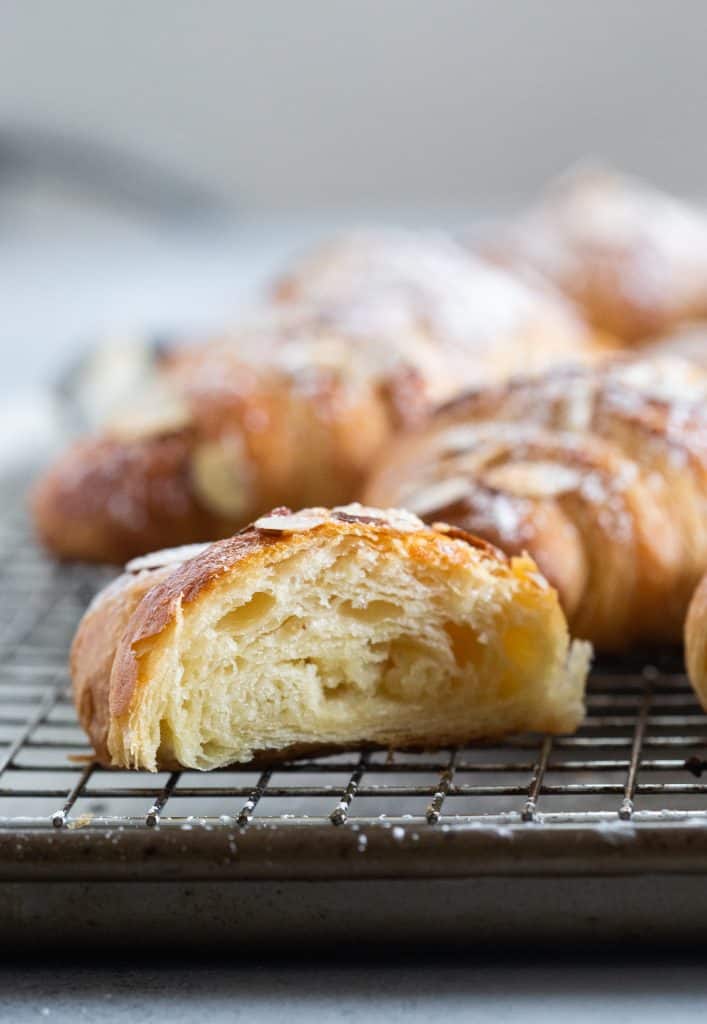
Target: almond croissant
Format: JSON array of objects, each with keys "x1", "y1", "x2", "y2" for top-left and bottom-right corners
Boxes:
[
  {"x1": 32, "y1": 312, "x2": 431, "y2": 564},
  {"x1": 273, "y1": 228, "x2": 610, "y2": 384},
  {"x1": 475, "y1": 166, "x2": 707, "y2": 344},
  {"x1": 365, "y1": 356, "x2": 707, "y2": 650}
]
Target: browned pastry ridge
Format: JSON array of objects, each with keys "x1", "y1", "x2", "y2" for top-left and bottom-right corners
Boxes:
[
  {"x1": 686, "y1": 573, "x2": 707, "y2": 709},
  {"x1": 71, "y1": 505, "x2": 590, "y2": 770},
  {"x1": 364, "y1": 356, "x2": 707, "y2": 651},
  {"x1": 32, "y1": 314, "x2": 431, "y2": 563},
  {"x1": 476, "y1": 166, "x2": 707, "y2": 344}
]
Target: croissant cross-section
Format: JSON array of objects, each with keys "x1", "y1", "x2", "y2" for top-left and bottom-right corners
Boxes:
[{"x1": 71, "y1": 505, "x2": 591, "y2": 770}]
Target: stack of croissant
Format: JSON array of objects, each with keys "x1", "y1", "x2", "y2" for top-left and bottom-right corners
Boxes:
[{"x1": 34, "y1": 165, "x2": 707, "y2": 752}]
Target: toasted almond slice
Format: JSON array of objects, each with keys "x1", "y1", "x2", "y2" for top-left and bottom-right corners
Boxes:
[
  {"x1": 405, "y1": 476, "x2": 471, "y2": 516},
  {"x1": 254, "y1": 513, "x2": 328, "y2": 533}
]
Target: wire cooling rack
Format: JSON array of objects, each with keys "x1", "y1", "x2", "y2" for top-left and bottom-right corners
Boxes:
[
  {"x1": 2, "y1": 474, "x2": 707, "y2": 844},
  {"x1": 4, "y1": 468, "x2": 704, "y2": 901}
]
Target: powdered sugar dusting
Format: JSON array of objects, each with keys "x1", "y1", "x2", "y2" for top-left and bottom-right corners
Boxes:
[
  {"x1": 378, "y1": 351, "x2": 707, "y2": 563},
  {"x1": 609, "y1": 355, "x2": 707, "y2": 406},
  {"x1": 278, "y1": 229, "x2": 556, "y2": 339},
  {"x1": 275, "y1": 228, "x2": 588, "y2": 384},
  {"x1": 507, "y1": 166, "x2": 707, "y2": 319}
]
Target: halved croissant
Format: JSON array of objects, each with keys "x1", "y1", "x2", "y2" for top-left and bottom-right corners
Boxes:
[
  {"x1": 365, "y1": 357, "x2": 707, "y2": 650},
  {"x1": 475, "y1": 165, "x2": 707, "y2": 343},
  {"x1": 686, "y1": 574, "x2": 707, "y2": 709},
  {"x1": 71, "y1": 505, "x2": 590, "y2": 770}
]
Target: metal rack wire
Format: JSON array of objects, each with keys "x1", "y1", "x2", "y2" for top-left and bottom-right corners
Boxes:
[{"x1": 2, "y1": 474, "x2": 707, "y2": 840}]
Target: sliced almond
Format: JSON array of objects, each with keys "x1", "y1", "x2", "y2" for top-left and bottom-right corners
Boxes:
[
  {"x1": 191, "y1": 438, "x2": 252, "y2": 518},
  {"x1": 254, "y1": 512, "x2": 328, "y2": 533},
  {"x1": 106, "y1": 392, "x2": 191, "y2": 441},
  {"x1": 405, "y1": 476, "x2": 471, "y2": 516},
  {"x1": 482, "y1": 461, "x2": 582, "y2": 498},
  {"x1": 333, "y1": 503, "x2": 424, "y2": 532}
]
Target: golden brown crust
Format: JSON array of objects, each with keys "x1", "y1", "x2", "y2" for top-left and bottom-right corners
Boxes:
[
  {"x1": 71, "y1": 566, "x2": 175, "y2": 762},
  {"x1": 365, "y1": 356, "x2": 707, "y2": 650},
  {"x1": 71, "y1": 506, "x2": 553, "y2": 769},
  {"x1": 32, "y1": 433, "x2": 232, "y2": 564},
  {"x1": 430, "y1": 485, "x2": 588, "y2": 617}
]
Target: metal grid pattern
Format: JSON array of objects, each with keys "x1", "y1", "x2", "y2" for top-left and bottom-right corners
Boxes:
[{"x1": 2, "y1": 476, "x2": 707, "y2": 835}]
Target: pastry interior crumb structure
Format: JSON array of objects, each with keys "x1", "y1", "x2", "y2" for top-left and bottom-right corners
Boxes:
[
  {"x1": 76, "y1": 506, "x2": 587, "y2": 772},
  {"x1": 2, "y1": 473, "x2": 707, "y2": 837}
]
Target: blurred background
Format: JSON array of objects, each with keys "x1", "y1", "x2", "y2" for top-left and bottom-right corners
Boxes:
[{"x1": 2, "y1": 0, "x2": 706, "y2": 401}]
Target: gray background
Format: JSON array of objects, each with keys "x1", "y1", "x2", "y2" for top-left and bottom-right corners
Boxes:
[
  {"x1": 2, "y1": 0, "x2": 706, "y2": 208},
  {"x1": 3, "y1": 0, "x2": 707, "y2": 402}
]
